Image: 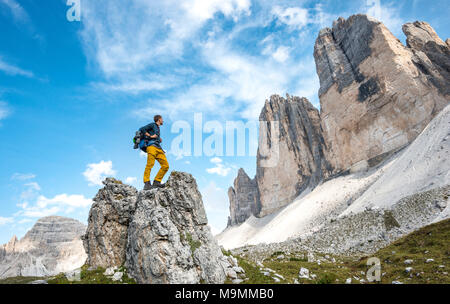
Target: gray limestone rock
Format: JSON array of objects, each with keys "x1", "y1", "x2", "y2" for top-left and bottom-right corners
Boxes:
[
  {"x1": 83, "y1": 172, "x2": 237, "y2": 284},
  {"x1": 227, "y1": 169, "x2": 260, "y2": 226},
  {"x1": 0, "y1": 216, "x2": 87, "y2": 279},
  {"x1": 256, "y1": 95, "x2": 333, "y2": 217},
  {"x1": 82, "y1": 178, "x2": 138, "y2": 268}
]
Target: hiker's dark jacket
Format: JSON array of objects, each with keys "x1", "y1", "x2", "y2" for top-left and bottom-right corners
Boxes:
[{"x1": 139, "y1": 122, "x2": 162, "y2": 149}]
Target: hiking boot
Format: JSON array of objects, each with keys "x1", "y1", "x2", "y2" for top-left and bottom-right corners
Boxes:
[
  {"x1": 143, "y1": 181, "x2": 152, "y2": 191},
  {"x1": 152, "y1": 180, "x2": 165, "y2": 188}
]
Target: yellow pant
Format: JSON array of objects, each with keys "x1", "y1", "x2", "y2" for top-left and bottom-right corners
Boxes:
[{"x1": 144, "y1": 146, "x2": 169, "y2": 183}]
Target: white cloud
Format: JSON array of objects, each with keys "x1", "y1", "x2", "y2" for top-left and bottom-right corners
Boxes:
[
  {"x1": 11, "y1": 173, "x2": 36, "y2": 181},
  {"x1": 211, "y1": 157, "x2": 223, "y2": 164},
  {"x1": 140, "y1": 151, "x2": 147, "y2": 158},
  {"x1": 272, "y1": 46, "x2": 291, "y2": 63},
  {"x1": 125, "y1": 177, "x2": 137, "y2": 185},
  {"x1": 207, "y1": 158, "x2": 232, "y2": 177},
  {"x1": 272, "y1": 6, "x2": 309, "y2": 30},
  {"x1": 0, "y1": 216, "x2": 13, "y2": 226},
  {"x1": 0, "y1": 57, "x2": 34, "y2": 78},
  {"x1": 83, "y1": 160, "x2": 116, "y2": 186},
  {"x1": 36, "y1": 194, "x2": 92, "y2": 209}
]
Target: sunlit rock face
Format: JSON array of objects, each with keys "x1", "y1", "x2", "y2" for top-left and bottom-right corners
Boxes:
[
  {"x1": 0, "y1": 216, "x2": 87, "y2": 279},
  {"x1": 314, "y1": 14, "x2": 449, "y2": 173}
]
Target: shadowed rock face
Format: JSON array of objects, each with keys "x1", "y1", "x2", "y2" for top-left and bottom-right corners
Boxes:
[
  {"x1": 0, "y1": 216, "x2": 87, "y2": 279},
  {"x1": 83, "y1": 172, "x2": 235, "y2": 284},
  {"x1": 227, "y1": 169, "x2": 260, "y2": 227},
  {"x1": 256, "y1": 95, "x2": 333, "y2": 217},
  {"x1": 403, "y1": 21, "x2": 450, "y2": 96},
  {"x1": 82, "y1": 178, "x2": 138, "y2": 268},
  {"x1": 314, "y1": 14, "x2": 449, "y2": 173}
]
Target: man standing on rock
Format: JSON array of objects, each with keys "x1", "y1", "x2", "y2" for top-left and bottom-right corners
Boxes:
[{"x1": 139, "y1": 115, "x2": 169, "y2": 190}]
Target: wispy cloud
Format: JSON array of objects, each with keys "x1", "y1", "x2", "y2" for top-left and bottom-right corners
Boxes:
[
  {"x1": 0, "y1": 0, "x2": 30, "y2": 24},
  {"x1": 83, "y1": 160, "x2": 116, "y2": 186},
  {"x1": 79, "y1": 0, "x2": 403, "y2": 122},
  {"x1": 11, "y1": 173, "x2": 36, "y2": 181},
  {"x1": 0, "y1": 57, "x2": 34, "y2": 78},
  {"x1": 0, "y1": 216, "x2": 14, "y2": 226},
  {"x1": 0, "y1": 0, "x2": 43, "y2": 42}
]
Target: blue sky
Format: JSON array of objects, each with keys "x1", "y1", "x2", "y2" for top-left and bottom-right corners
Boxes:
[{"x1": 0, "y1": 0, "x2": 449, "y2": 243}]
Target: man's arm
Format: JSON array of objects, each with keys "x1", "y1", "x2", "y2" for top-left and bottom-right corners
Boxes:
[
  {"x1": 145, "y1": 132, "x2": 158, "y2": 139},
  {"x1": 140, "y1": 124, "x2": 158, "y2": 139}
]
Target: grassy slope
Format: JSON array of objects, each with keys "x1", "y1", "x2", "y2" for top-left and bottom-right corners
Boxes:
[{"x1": 235, "y1": 219, "x2": 449, "y2": 284}]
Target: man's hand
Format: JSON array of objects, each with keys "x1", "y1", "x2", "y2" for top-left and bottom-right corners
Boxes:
[
  {"x1": 145, "y1": 132, "x2": 158, "y2": 139},
  {"x1": 160, "y1": 138, "x2": 163, "y2": 143}
]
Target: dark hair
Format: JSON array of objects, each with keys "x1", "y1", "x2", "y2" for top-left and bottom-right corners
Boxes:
[{"x1": 154, "y1": 115, "x2": 162, "y2": 123}]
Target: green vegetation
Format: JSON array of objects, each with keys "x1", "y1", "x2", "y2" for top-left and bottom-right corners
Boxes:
[
  {"x1": 221, "y1": 248, "x2": 232, "y2": 257},
  {"x1": 185, "y1": 232, "x2": 201, "y2": 256},
  {"x1": 0, "y1": 276, "x2": 43, "y2": 284},
  {"x1": 234, "y1": 219, "x2": 449, "y2": 284},
  {"x1": 46, "y1": 264, "x2": 136, "y2": 284}
]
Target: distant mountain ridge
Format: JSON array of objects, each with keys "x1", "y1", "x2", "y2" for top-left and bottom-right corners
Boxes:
[{"x1": 0, "y1": 216, "x2": 87, "y2": 279}]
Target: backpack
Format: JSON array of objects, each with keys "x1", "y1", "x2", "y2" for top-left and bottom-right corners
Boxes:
[{"x1": 133, "y1": 131, "x2": 142, "y2": 150}]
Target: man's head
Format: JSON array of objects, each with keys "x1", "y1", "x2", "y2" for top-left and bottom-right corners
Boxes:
[{"x1": 154, "y1": 115, "x2": 163, "y2": 126}]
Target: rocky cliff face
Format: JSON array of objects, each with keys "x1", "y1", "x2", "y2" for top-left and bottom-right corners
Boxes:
[
  {"x1": 83, "y1": 172, "x2": 237, "y2": 284},
  {"x1": 226, "y1": 14, "x2": 449, "y2": 223},
  {"x1": 256, "y1": 95, "x2": 333, "y2": 217},
  {"x1": 0, "y1": 216, "x2": 87, "y2": 279},
  {"x1": 227, "y1": 169, "x2": 260, "y2": 226},
  {"x1": 314, "y1": 14, "x2": 449, "y2": 173}
]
